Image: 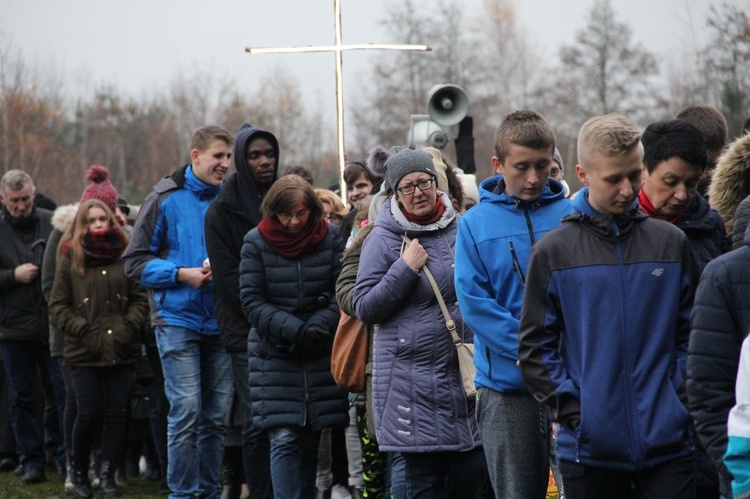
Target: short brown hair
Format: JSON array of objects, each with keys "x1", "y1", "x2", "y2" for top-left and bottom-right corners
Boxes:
[
  {"x1": 577, "y1": 114, "x2": 642, "y2": 168},
  {"x1": 190, "y1": 125, "x2": 234, "y2": 152},
  {"x1": 493, "y1": 110, "x2": 555, "y2": 162},
  {"x1": 675, "y1": 105, "x2": 728, "y2": 152},
  {"x1": 261, "y1": 175, "x2": 324, "y2": 221}
]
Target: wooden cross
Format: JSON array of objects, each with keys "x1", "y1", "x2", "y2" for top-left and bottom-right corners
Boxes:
[{"x1": 246, "y1": 0, "x2": 431, "y2": 202}]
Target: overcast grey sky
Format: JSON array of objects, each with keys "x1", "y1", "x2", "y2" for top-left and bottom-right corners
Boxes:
[{"x1": 1, "y1": 0, "x2": 735, "y2": 126}]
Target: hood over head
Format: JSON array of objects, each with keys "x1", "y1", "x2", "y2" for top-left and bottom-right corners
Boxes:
[{"x1": 232, "y1": 124, "x2": 280, "y2": 223}]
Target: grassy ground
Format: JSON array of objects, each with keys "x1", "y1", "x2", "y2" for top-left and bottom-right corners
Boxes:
[{"x1": 0, "y1": 470, "x2": 165, "y2": 498}]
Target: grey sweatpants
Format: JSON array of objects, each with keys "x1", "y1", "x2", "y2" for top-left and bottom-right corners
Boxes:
[{"x1": 476, "y1": 387, "x2": 549, "y2": 498}]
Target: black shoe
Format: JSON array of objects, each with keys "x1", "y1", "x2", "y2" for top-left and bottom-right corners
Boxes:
[
  {"x1": 21, "y1": 467, "x2": 46, "y2": 484},
  {"x1": 99, "y1": 461, "x2": 121, "y2": 497},
  {"x1": 72, "y1": 468, "x2": 93, "y2": 499},
  {"x1": 0, "y1": 457, "x2": 17, "y2": 472},
  {"x1": 159, "y1": 476, "x2": 171, "y2": 495}
]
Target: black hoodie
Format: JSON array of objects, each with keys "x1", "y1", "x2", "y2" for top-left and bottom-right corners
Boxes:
[{"x1": 205, "y1": 124, "x2": 280, "y2": 352}]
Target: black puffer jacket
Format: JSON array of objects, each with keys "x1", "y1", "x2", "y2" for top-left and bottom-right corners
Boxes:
[
  {"x1": 675, "y1": 192, "x2": 728, "y2": 272},
  {"x1": 239, "y1": 224, "x2": 348, "y2": 431},
  {"x1": 0, "y1": 207, "x2": 53, "y2": 342},
  {"x1": 688, "y1": 224, "x2": 750, "y2": 485},
  {"x1": 205, "y1": 124, "x2": 279, "y2": 353}
]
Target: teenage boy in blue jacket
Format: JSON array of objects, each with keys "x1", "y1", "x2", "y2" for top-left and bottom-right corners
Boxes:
[
  {"x1": 455, "y1": 110, "x2": 572, "y2": 498},
  {"x1": 518, "y1": 114, "x2": 700, "y2": 498},
  {"x1": 124, "y1": 125, "x2": 235, "y2": 498}
]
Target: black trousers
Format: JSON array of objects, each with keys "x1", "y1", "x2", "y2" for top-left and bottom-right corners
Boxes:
[
  {"x1": 559, "y1": 454, "x2": 696, "y2": 499},
  {"x1": 70, "y1": 364, "x2": 134, "y2": 469}
]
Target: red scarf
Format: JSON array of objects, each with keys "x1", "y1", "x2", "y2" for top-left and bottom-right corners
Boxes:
[
  {"x1": 638, "y1": 190, "x2": 684, "y2": 224},
  {"x1": 402, "y1": 194, "x2": 446, "y2": 225},
  {"x1": 258, "y1": 215, "x2": 329, "y2": 260}
]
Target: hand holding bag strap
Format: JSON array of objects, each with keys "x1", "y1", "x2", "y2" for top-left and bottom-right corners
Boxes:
[
  {"x1": 401, "y1": 234, "x2": 460, "y2": 344},
  {"x1": 401, "y1": 234, "x2": 477, "y2": 400}
]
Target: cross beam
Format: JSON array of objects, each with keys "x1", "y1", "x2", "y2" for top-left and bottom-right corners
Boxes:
[{"x1": 246, "y1": 0, "x2": 431, "y2": 203}]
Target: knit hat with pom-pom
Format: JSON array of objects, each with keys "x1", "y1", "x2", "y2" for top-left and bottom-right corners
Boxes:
[{"x1": 80, "y1": 165, "x2": 119, "y2": 213}]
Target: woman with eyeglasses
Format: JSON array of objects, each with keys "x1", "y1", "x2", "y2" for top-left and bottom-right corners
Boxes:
[
  {"x1": 352, "y1": 149, "x2": 486, "y2": 497},
  {"x1": 239, "y1": 174, "x2": 348, "y2": 498}
]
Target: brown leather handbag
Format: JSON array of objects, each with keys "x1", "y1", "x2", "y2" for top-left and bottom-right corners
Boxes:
[{"x1": 330, "y1": 312, "x2": 368, "y2": 393}]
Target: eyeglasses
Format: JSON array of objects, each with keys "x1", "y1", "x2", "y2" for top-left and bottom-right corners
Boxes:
[
  {"x1": 397, "y1": 178, "x2": 434, "y2": 196},
  {"x1": 324, "y1": 213, "x2": 343, "y2": 222},
  {"x1": 278, "y1": 209, "x2": 310, "y2": 223}
]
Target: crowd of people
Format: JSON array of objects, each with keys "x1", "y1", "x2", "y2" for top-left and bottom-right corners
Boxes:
[{"x1": 1, "y1": 105, "x2": 750, "y2": 499}]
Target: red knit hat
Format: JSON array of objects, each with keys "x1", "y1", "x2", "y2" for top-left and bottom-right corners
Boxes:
[{"x1": 80, "y1": 165, "x2": 119, "y2": 213}]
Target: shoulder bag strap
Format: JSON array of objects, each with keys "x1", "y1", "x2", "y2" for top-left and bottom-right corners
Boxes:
[{"x1": 401, "y1": 234, "x2": 461, "y2": 345}]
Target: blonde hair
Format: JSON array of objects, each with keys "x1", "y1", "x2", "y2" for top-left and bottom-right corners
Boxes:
[
  {"x1": 577, "y1": 114, "x2": 642, "y2": 168},
  {"x1": 314, "y1": 189, "x2": 347, "y2": 218},
  {"x1": 58, "y1": 199, "x2": 129, "y2": 276}
]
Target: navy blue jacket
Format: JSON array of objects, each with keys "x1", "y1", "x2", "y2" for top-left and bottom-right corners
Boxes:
[
  {"x1": 674, "y1": 192, "x2": 727, "y2": 272},
  {"x1": 688, "y1": 224, "x2": 750, "y2": 480},
  {"x1": 519, "y1": 189, "x2": 699, "y2": 470},
  {"x1": 239, "y1": 224, "x2": 348, "y2": 431}
]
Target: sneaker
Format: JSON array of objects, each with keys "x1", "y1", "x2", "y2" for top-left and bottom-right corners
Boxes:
[
  {"x1": 21, "y1": 467, "x2": 46, "y2": 484},
  {"x1": 64, "y1": 463, "x2": 74, "y2": 494}
]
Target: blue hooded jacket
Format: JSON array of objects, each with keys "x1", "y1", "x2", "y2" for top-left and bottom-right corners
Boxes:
[
  {"x1": 455, "y1": 175, "x2": 572, "y2": 393},
  {"x1": 124, "y1": 165, "x2": 221, "y2": 334}
]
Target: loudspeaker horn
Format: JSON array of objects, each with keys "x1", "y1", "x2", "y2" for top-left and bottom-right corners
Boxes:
[{"x1": 427, "y1": 84, "x2": 469, "y2": 127}]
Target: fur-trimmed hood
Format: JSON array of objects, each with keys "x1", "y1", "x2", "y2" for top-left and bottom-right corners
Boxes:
[
  {"x1": 709, "y1": 133, "x2": 750, "y2": 235},
  {"x1": 51, "y1": 204, "x2": 79, "y2": 234}
]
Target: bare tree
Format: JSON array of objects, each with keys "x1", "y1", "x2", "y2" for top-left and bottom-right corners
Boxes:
[
  {"x1": 536, "y1": 0, "x2": 664, "y2": 136},
  {"x1": 705, "y1": 2, "x2": 750, "y2": 138},
  {"x1": 350, "y1": 0, "x2": 480, "y2": 159}
]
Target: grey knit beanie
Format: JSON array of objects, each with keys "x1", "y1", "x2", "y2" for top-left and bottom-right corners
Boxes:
[
  {"x1": 553, "y1": 147, "x2": 564, "y2": 172},
  {"x1": 385, "y1": 148, "x2": 437, "y2": 191}
]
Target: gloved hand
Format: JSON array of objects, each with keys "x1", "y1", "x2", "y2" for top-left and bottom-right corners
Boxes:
[{"x1": 290, "y1": 326, "x2": 330, "y2": 357}]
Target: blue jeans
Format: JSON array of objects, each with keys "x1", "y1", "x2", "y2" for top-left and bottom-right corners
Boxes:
[
  {"x1": 155, "y1": 326, "x2": 232, "y2": 498},
  {"x1": 1, "y1": 339, "x2": 66, "y2": 472},
  {"x1": 268, "y1": 426, "x2": 321, "y2": 499},
  {"x1": 230, "y1": 351, "x2": 272, "y2": 499}
]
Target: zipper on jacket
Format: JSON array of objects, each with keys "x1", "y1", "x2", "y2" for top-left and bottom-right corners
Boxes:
[
  {"x1": 612, "y1": 221, "x2": 644, "y2": 465},
  {"x1": 522, "y1": 204, "x2": 537, "y2": 247},
  {"x1": 508, "y1": 241, "x2": 526, "y2": 284},
  {"x1": 485, "y1": 346, "x2": 492, "y2": 375}
]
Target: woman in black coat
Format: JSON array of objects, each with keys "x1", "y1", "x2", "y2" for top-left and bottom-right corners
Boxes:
[{"x1": 239, "y1": 175, "x2": 348, "y2": 499}]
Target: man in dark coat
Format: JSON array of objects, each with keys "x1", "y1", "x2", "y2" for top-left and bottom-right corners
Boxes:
[
  {"x1": 205, "y1": 124, "x2": 279, "y2": 499},
  {"x1": 0, "y1": 170, "x2": 63, "y2": 484},
  {"x1": 688, "y1": 223, "x2": 750, "y2": 499}
]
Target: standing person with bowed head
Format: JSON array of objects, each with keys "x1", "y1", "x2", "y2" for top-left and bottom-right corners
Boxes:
[
  {"x1": 49, "y1": 199, "x2": 148, "y2": 498},
  {"x1": 353, "y1": 149, "x2": 486, "y2": 498},
  {"x1": 239, "y1": 175, "x2": 348, "y2": 499}
]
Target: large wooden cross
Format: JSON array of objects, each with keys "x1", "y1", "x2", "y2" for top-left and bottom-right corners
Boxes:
[{"x1": 246, "y1": 0, "x2": 431, "y2": 202}]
